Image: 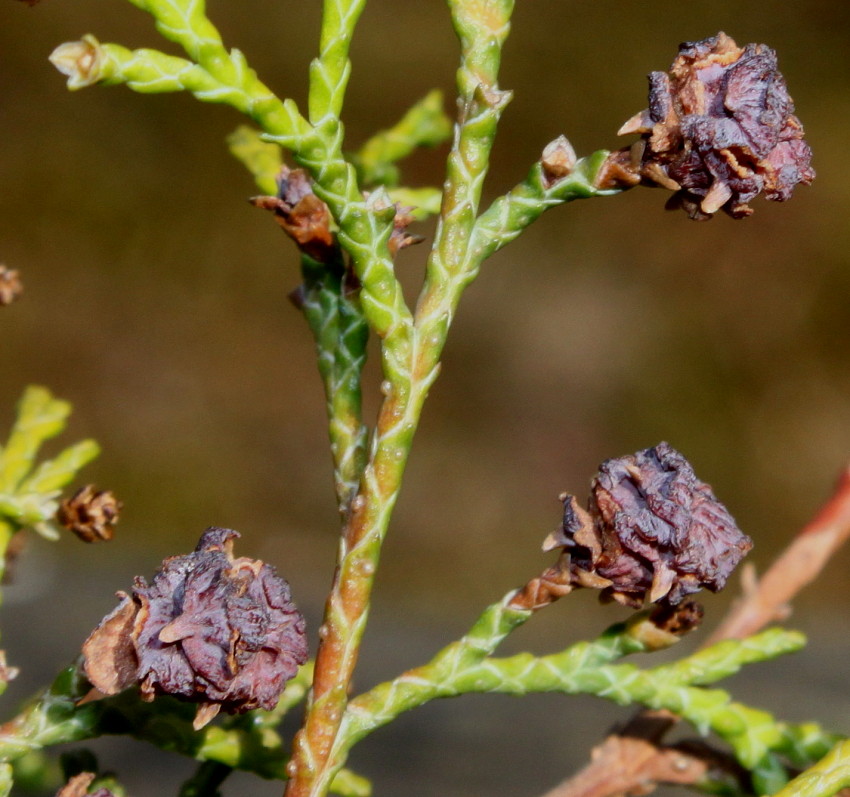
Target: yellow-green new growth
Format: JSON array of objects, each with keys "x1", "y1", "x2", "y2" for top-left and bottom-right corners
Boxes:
[{"x1": 0, "y1": 386, "x2": 99, "y2": 552}]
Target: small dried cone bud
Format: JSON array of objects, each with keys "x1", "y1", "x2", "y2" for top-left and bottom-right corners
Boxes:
[
  {"x1": 599, "y1": 32, "x2": 815, "y2": 218},
  {"x1": 625, "y1": 600, "x2": 705, "y2": 651},
  {"x1": 545, "y1": 442, "x2": 752, "y2": 608},
  {"x1": 58, "y1": 485, "x2": 122, "y2": 542},
  {"x1": 50, "y1": 35, "x2": 106, "y2": 90},
  {"x1": 0, "y1": 266, "x2": 23, "y2": 306},
  {"x1": 363, "y1": 189, "x2": 424, "y2": 257},
  {"x1": 649, "y1": 599, "x2": 704, "y2": 637},
  {"x1": 82, "y1": 527, "x2": 308, "y2": 729},
  {"x1": 541, "y1": 135, "x2": 577, "y2": 187},
  {"x1": 250, "y1": 166, "x2": 335, "y2": 262},
  {"x1": 388, "y1": 205, "x2": 424, "y2": 257}
]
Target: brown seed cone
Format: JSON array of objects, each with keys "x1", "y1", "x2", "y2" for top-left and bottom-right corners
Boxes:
[
  {"x1": 600, "y1": 32, "x2": 814, "y2": 218},
  {"x1": 82, "y1": 527, "x2": 308, "y2": 728},
  {"x1": 545, "y1": 443, "x2": 752, "y2": 607}
]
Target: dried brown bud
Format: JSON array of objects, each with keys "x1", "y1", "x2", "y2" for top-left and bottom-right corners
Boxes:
[
  {"x1": 541, "y1": 135, "x2": 577, "y2": 186},
  {"x1": 58, "y1": 485, "x2": 122, "y2": 543},
  {"x1": 388, "y1": 205, "x2": 424, "y2": 257},
  {"x1": 250, "y1": 167, "x2": 335, "y2": 261},
  {"x1": 624, "y1": 602, "x2": 705, "y2": 651},
  {"x1": 545, "y1": 442, "x2": 752, "y2": 608},
  {"x1": 648, "y1": 599, "x2": 704, "y2": 637},
  {"x1": 363, "y1": 189, "x2": 425, "y2": 257},
  {"x1": 601, "y1": 32, "x2": 814, "y2": 218},
  {"x1": 82, "y1": 527, "x2": 308, "y2": 728},
  {"x1": 0, "y1": 266, "x2": 23, "y2": 306}
]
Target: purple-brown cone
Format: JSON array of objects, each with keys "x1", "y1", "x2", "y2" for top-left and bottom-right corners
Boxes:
[
  {"x1": 598, "y1": 32, "x2": 814, "y2": 219},
  {"x1": 546, "y1": 443, "x2": 752, "y2": 607},
  {"x1": 82, "y1": 527, "x2": 308, "y2": 728}
]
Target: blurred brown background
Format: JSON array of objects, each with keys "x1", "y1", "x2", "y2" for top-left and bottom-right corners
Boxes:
[{"x1": 2, "y1": 1, "x2": 850, "y2": 795}]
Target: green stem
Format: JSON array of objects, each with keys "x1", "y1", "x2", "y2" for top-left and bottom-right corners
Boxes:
[
  {"x1": 340, "y1": 610, "x2": 645, "y2": 750},
  {"x1": 123, "y1": 0, "x2": 232, "y2": 73},
  {"x1": 338, "y1": 589, "x2": 536, "y2": 752},
  {"x1": 0, "y1": 664, "x2": 325, "y2": 783},
  {"x1": 470, "y1": 150, "x2": 616, "y2": 260},
  {"x1": 308, "y1": 0, "x2": 367, "y2": 126},
  {"x1": 771, "y1": 739, "x2": 850, "y2": 797},
  {"x1": 300, "y1": 257, "x2": 369, "y2": 509},
  {"x1": 0, "y1": 387, "x2": 71, "y2": 493},
  {"x1": 340, "y1": 628, "x2": 803, "y2": 770},
  {"x1": 285, "y1": 4, "x2": 516, "y2": 796}
]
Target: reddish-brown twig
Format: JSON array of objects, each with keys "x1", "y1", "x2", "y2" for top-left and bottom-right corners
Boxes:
[{"x1": 707, "y1": 463, "x2": 850, "y2": 643}]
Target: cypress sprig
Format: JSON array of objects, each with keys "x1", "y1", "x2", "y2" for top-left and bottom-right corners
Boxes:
[
  {"x1": 337, "y1": 626, "x2": 804, "y2": 774},
  {"x1": 777, "y1": 721, "x2": 846, "y2": 769},
  {"x1": 300, "y1": 258, "x2": 370, "y2": 509},
  {"x1": 0, "y1": 386, "x2": 99, "y2": 551},
  {"x1": 39, "y1": 5, "x2": 827, "y2": 797},
  {"x1": 0, "y1": 662, "x2": 367, "y2": 794},
  {"x1": 470, "y1": 150, "x2": 617, "y2": 262}
]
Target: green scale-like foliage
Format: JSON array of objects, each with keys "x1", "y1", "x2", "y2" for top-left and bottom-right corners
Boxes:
[
  {"x1": 0, "y1": 386, "x2": 99, "y2": 549},
  {"x1": 33, "y1": 1, "x2": 847, "y2": 796}
]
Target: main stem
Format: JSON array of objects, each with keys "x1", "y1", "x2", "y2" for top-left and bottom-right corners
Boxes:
[{"x1": 285, "y1": 3, "x2": 515, "y2": 795}]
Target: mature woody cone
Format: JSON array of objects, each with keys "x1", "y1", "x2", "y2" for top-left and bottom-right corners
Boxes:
[
  {"x1": 82, "y1": 527, "x2": 308, "y2": 729},
  {"x1": 598, "y1": 32, "x2": 815, "y2": 219},
  {"x1": 544, "y1": 442, "x2": 752, "y2": 608}
]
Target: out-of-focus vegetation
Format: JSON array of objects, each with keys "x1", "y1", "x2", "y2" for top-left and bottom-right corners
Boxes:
[{"x1": 1, "y1": 3, "x2": 849, "y2": 795}]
